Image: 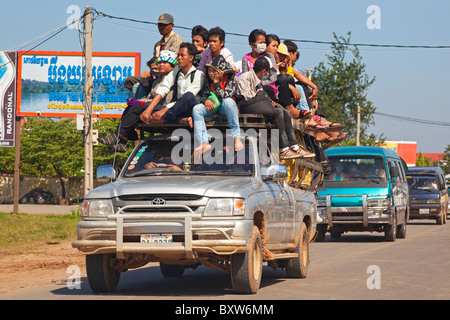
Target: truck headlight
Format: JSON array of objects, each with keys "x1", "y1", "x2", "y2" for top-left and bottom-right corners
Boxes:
[
  {"x1": 367, "y1": 197, "x2": 391, "y2": 208},
  {"x1": 203, "y1": 198, "x2": 245, "y2": 217},
  {"x1": 81, "y1": 199, "x2": 114, "y2": 218},
  {"x1": 426, "y1": 199, "x2": 440, "y2": 204}
]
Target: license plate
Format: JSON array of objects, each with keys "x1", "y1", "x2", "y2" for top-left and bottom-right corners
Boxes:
[
  {"x1": 419, "y1": 208, "x2": 429, "y2": 214},
  {"x1": 140, "y1": 233, "x2": 173, "y2": 243}
]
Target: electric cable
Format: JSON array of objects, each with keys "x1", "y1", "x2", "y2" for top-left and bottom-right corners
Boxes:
[{"x1": 93, "y1": 9, "x2": 450, "y2": 50}]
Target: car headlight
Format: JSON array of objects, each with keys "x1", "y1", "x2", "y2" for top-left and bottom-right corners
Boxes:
[
  {"x1": 426, "y1": 199, "x2": 440, "y2": 204},
  {"x1": 317, "y1": 199, "x2": 327, "y2": 207},
  {"x1": 203, "y1": 198, "x2": 245, "y2": 217},
  {"x1": 81, "y1": 199, "x2": 114, "y2": 218},
  {"x1": 367, "y1": 197, "x2": 391, "y2": 208}
]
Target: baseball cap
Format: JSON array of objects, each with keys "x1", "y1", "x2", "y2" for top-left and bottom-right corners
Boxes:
[
  {"x1": 157, "y1": 13, "x2": 174, "y2": 24},
  {"x1": 155, "y1": 50, "x2": 178, "y2": 66}
]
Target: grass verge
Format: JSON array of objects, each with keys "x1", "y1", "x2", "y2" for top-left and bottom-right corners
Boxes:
[{"x1": 0, "y1": 211, "x2": 80, "y2": 249}]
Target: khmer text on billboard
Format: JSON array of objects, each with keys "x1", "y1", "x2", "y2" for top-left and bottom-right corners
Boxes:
[{"x1": 17, "y1": 51, "x2": 140, "y2": 118}]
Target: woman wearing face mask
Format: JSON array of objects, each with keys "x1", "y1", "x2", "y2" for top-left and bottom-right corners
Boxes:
[
  {"x1": 329, "y1": 163, "x2": 349, "y2": 181},
  {"x1": 241, "y1": 29, "x2": 278, "y2": 99}
]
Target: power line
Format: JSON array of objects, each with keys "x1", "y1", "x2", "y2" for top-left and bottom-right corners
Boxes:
[
  {"x1": 93, "y1": 9, "x2": 450, "y2": 50},
  {"x1": 374, "y1": 111, "x2": 450, "y2": 127}
]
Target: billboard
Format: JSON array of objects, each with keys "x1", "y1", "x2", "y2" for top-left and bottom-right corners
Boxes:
[
  {"x1": 0, "y1": 51, "x2": 17, "y2": 147},
  {"x1": 380, "y1": 140, "x2": 417, "y2": 166},
  {"x1": 17, "y1": 51, "x2": 140, "y2": 118}
]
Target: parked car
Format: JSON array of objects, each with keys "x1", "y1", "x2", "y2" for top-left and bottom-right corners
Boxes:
[
  {"x1": 316, "y1": 146, "x2": 409, "y2": 241},
  {"x1": 407, "y1": 166, "x2": 448, "y2": 225}
]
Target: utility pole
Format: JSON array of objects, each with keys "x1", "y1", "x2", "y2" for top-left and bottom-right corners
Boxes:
[
  {"x1": 13, "y1": 117, "x2": 21, "y2": 214},
  {"x1": 356, "y1": 105, "x2": 361, "y2": 146},
  {"x1": 83, "y1": 6, "x2": 94, "y2": 196}
]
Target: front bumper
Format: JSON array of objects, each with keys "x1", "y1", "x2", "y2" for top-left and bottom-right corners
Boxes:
[
  {"x1": 317, "y1": 194, "x2": 394, "y2": 227},
  {"x1": 410, "y1": 203, "x2": 441, "y2": 219},
  {"x1": 72, "y1": 205, "x2": 252, "y2": 258}
]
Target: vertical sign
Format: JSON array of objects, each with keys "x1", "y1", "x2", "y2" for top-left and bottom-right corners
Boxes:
[{"x1": 0, "y1": 51, "x2": 17, "y2": 147}]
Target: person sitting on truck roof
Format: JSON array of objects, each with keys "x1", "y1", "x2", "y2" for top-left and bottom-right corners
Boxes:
[
  {"x1": 191, "y1": 54, "x2": 243, "y2": 154},
  {"x1": 282, "y1": 40, "x2": 347, "y2": 143},
  {"x1": 139, "y1": 42, "x2": 205, "y2": 126},
  {"x1": 131, "y1": 57, "x2": 158, "y2": 99},
  {"x1": 98, "y1": 50, "x2": 178, "y2": 152},
  {"x1": 198, "y1": 27, "x2": 236, "y2": 72},
  {"x1": 241, "y1": 29, "x2": 278, "y2": 100},
  {"x1": 191, "y1": 25, "x2": 208, "y2": 68},
  {"x1": 125, "y1": 13, "x2": 184, "y2": 92},
  {"x1": 236, "y1": 57, "x2": 315, "y2": 160}
]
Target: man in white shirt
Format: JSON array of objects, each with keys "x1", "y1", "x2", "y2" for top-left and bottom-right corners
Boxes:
[{"x1": 140, "y1": 42, "x2": 204, "y2": 124}]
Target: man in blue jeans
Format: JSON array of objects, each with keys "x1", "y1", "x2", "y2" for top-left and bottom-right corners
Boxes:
[{"x1": 191, "y1": 54, "x2": 243, "y2": 154}]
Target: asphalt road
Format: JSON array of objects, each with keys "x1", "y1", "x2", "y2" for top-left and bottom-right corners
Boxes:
[{"x1": 2, "y1": 220, "x2": 449, "y2": 301}]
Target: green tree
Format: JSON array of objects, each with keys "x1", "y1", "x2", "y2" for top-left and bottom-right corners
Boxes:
[
  {"x1": 312, "y1": 32, "x2": 380, "y2": 145},
  {"x1": 0, "y1": 117, "x2": 131, "y2": 196},
  {"x1": 416, "y1": 152, "x2": 432, "y2": 166}
]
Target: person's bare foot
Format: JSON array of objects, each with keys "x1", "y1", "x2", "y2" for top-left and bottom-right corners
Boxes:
[
  {"x1": 194, "y1": 142, "x2": 212, "y2": 154},
  {"x1": 286, "y1": 105, "x2": 301, "y2": 119},
  {"x1": 179, "y1": 117, "x2": 193, "y2": 128},
  {"x1": 234, "y1": 138, "x2": 244, "y2": 152}
]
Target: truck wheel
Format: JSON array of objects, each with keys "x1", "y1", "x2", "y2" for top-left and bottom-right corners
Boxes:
[
  {"x1": 86, "y1": 254, "x2": 120, "y2": 293},
  {"x1": 230, "y1": 226, "x2": 263, "y2": 294},
  {"x1": 315, "y1": 224, "x2": 327, "y2": 242},
  {"x1": 384, "y1": 214, "x2": 397, "y2": 242},
  {"x1": 160, "y1": 263, "x2": 185, "y2": 277},
  {"x1": 397, "y1": 212, "x2": 407, "y2": 239},
  {"x1": 285, "y1": 222, "x2": 309, "y2": 278}
]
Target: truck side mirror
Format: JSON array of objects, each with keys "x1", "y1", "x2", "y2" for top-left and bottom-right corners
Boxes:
[
  {"x1": 97, "y1": 164, "x2": 116, "y2": 180},
  {"x1": 262, "y1": 164, "x2": 288, "y2": 181}
]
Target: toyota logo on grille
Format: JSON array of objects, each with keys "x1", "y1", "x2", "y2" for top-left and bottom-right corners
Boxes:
[{"x1": 152, "y1": 198, "x2": 166, "y2": 205}]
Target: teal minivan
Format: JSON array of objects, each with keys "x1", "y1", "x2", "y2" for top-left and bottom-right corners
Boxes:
[{"x1": 316, "y1": 146, "x2": 410, "y2": 242}]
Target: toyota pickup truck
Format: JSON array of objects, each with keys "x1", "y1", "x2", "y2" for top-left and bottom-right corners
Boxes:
[{"x1": 73, "y1": 126, "x2": 317, "y2": 294}]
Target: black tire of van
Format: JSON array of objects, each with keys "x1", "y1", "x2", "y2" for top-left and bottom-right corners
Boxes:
[
  {"x1": 384, "y1": 214, "x2": 397, "y2": 242},
  {"x1": 436, "y1": 206, "x2": 447, "y2": 225},
  {"x1": 397, "y1": 215, "x2": 407, "y2": 239}
]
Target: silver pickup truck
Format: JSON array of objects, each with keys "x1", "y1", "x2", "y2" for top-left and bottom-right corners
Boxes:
[{"x1": 73, "y1": 128, "x2": 317, "y2": 294}]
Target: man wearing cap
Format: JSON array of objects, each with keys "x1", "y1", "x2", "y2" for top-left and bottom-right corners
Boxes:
[
  {"x1": 125, "y1": 13, "x2": 184, "y2": 92},
  {"x1": 154, "y1": 13, "x2": 184, "y2": 59}
]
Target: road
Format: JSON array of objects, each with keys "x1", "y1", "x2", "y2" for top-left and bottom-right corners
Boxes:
[{"x1": 2, "y1": 220, "x2": 449, "y2": 301}]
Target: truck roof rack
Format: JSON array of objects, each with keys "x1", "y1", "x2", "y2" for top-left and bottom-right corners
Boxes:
[
  {"x1": 137, "y1": 113, "x2": 275, "y2": 137},
  {"x1": 136, "y1": 113, "x2": 328, "y2": 193}
]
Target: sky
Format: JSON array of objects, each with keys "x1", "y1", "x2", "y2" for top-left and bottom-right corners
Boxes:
[{"x1": 2, "y1": 0, "x2": 450, "y2": 153}]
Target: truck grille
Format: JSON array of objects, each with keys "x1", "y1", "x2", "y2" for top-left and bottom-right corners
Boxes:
[{"x1": 118, "y1": 194, "x2": 203, "y2": 202}]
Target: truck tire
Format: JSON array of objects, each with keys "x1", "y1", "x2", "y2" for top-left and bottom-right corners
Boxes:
[
  {"x1": 315, "y1": 224, "x2": 327, "y2": 242},
  {"x1": 86, "y1": 254, "x2": 120, "y2": 293},
  {"x1": 160, "y1": 263, "x2": 185, "y2": 277},
  {"x1": 285, "y1": 222, "x2": 309, "y2": 278},
  {"x1": 384, "y1": 214, "x2": 397, "y2": 242},
  {"x1": 230, "y1": 226, "x2": 263, "y2": 294},
  {"x1": 397, "y1": 212, "x2": 407, "y2": 239}
]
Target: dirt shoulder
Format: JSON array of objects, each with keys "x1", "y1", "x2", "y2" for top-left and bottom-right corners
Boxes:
[{"x1": 0, "y1": 239, "x2": 86, "y2": 295}]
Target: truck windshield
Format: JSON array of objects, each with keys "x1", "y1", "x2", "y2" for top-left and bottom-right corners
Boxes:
[
  {"x1": 323, "y1": 155, "x2": 388, "y2": 187},
  {"x1": 407, "y1": 175, "x2": 438, "y2": 191},
  {"x1": 122, "y1": 137, "x2": 254, "y2": 178}
]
